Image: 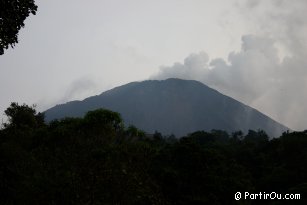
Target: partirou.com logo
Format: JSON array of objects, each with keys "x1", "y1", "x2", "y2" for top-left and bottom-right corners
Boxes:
[{"x1": 235, "y1": 192, "x2": 301, "y2": 201}]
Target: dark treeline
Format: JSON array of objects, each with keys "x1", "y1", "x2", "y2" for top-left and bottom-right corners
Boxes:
[{"x1": 0, "y1": 103, "x2": 306, "y2": 204}]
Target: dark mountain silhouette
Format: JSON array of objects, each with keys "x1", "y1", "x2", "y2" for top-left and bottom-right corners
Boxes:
[{"x1": 44, "y1": 78, "x2": 288, "y2": 137}]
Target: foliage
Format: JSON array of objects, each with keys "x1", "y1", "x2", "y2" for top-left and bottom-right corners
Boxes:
[
  {"x1": 0, "y1": 0, "x2": 37, "y2": 55},
  {"x1": 3, "y1": 102, "x2": 44, "y2": 129},
  {"x1": 0, "y1": 103, "x2": 306, "y2": 204}
]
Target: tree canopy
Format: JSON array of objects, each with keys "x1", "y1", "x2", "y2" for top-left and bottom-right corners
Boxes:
[
  {"x1": 3, "y1": 102, "x2": 44, "y2": 129},
  {"x1": 0, "y1": 102, "x2": 306, "y2": 204},
  {"x1": 0, "y1": 0, "x2": 37, "y2": 55}
]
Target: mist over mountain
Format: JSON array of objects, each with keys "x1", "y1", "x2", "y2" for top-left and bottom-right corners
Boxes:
[{"x1": 45, "y1": 78, "x2": 288, "y2": 137}]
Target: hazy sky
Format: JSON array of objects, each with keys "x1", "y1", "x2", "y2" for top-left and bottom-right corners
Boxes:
[{"x1": 1, "y1": 0, "x2": 307, "y2": 131}]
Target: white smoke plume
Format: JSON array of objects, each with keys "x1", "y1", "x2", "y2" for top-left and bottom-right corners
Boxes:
[{"x1": 151, "y1": 1, "x2": 307, "y2": 130}]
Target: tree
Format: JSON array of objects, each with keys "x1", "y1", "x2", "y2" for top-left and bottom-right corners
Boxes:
[
  {"x1": 3, "y1": 102, "x2": 44, "y2": 129},
  {"x1": 84, "y1": 109, "x2": 123, "y2": 131},
  {"x1": 125, "y1": 125, "x2": 145, "y2": 141},
  {"x1": 0, "y1": 0, "x2": 38, "y2": 55}
]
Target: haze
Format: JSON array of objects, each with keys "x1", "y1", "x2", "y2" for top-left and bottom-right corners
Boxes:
[{"x1": 1, "y1": 0, "x2": 307, "y2": 131}]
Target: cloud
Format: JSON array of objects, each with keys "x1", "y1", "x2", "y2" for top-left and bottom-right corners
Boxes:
[
  {"x1": 151, "y1": 35, "x2": 281, "y2": 102},
  {"x1": 151, "y1": 0, "x2": 307, "y2": 131},
  {"x1": 60, "y1": 77, "x2": 100, "y2": 103},
  {"x1": 151, "y1": 32, "x2": 307, "y2": 131},
  {"x1": 38, "y1": 77, "x2": 99, "y2": 110},
  {"x1": 152, "y1": 51, "x2": 210, "y2": 82}
]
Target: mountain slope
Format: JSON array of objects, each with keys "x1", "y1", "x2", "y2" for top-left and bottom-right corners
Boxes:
[{"x1": 45, "y1": 78, "x2": 288, "y2": 137}]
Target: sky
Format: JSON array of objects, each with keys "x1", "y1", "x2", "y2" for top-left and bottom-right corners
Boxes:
[{"x1": 1, "y1": 0, "x2": 307, "y2": 131}]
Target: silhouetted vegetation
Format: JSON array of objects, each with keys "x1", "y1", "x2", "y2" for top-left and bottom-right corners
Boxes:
[
  {"x1": 0, "y1": 0, "x2": 37, "y2": 55},
  {"x1": 0, "y1": 103, "x2": 306, "y2": 204}
]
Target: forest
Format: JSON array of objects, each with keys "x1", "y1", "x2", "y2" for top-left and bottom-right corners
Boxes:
[{"x1": 0, "y1": 103, "x2": 306, "y2": 204}]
